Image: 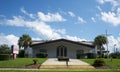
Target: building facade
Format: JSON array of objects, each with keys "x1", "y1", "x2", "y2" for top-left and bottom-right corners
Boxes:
[{"x1": 31, "y1": 39, "x2": 96, "y2": 59}]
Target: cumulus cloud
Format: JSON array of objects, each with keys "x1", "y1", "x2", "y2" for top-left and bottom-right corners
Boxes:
[
  {"x1": 101, "y1": 11, "x2": 120, "y2": 26},
  {"x1": 0, "y1": 8, "x2": 68, "y2": 39},
  {"x1": 97, "y1": 0, "x2": 120, "y2": 7},
  {"x1": 78, "y1": 17, "x2": 86, "y2": 24},
  {"x1": 0, "y1": 34, "x2": 19, "y2": 46},
  {"x1": 68, "y1": 11, "x2": 75, "y2": 17},
  {"x1": 0, "y1": 8, "x2": 88, "y2": 43},
  {"x1": 66, "y1": 35, "x2": 87, "y2": 41},
  {"x1": 97, "y1": 0, "x2": 120, "y2": 10},
  {"x1": 91, "y1": 17, "x2": 96, "y2": 22},
  {"x1": 38, "y1": 12, "x2": 66, "y2": 22},
  {"x1": 97, "y1": 0, "x2": 120, "y2": 26},
  {"x1": 6, "y1": 16, "x2": 25, "y2": 26},
  {"x1": 107, "y1": 35, "x2": 120, "y2": 53},
  {"x1": 4, "y1": 16, "x2": 62, "y2": 39},
  {"x1": 21, "y1": 7, "x2": 35, "y2": 19}
]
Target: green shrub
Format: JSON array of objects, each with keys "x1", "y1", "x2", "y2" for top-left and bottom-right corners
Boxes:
[
  {"x1": 110, "y1": 52, "x2": 120, "y2": 59},
  {"x1": 93, "y1": 58, "x2": 105, "y2": 67},
  {"x1": 0, "y1": 44, "x2": 11, "y2": 54},
  {"x1": 0, "y1": 54, "x2": 11, "y2": 60},
  {"x1": 18, "y1": 50, "x2": 25, "y2": 58},
  {"x1": 36, "y1": 52, "x2": 48, "y2": 58},
  {"x1": 76, "y1": 54, "x2": 87, "y2": 59},
  {"x1": 87, "y1": 53, "x2": 96, "y2": 59},
  {"x1": 33, "y1": 59, "x2": 38, "y2": 64}
]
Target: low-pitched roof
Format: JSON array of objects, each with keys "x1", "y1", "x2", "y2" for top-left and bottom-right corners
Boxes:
[{"x1": 31, "y1": 39, "x2": 95, "y2": 48}]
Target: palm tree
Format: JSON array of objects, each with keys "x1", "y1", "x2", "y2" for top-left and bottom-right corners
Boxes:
[
  {"x1": 18, "y1": 34, "x2": 32, "y2": 50},
  {"x1": 94, "y1": 35, "x2": 107, "y2": 58}
]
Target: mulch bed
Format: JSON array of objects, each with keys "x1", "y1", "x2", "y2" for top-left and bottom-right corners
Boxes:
[
  {"x1": 94, "y1": 65, "x2": 110, "y2": 69},
  {"x1": 25, "y1": 64, "x2": 41, "y2": 69}
]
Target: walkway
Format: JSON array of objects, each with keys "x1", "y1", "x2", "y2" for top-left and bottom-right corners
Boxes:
[{"x1": 40, "y1": 58, "x2": 95, "y2": 70}]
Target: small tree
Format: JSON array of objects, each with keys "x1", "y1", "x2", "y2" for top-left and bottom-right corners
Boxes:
[
  {"x1": 0, "y1": 44, "x2": 11, "y2": 54},
  {"x1": 94, "y1": 35, "x2": 107, "y2": 58},
  {"x1": 0, "y1": 44, "x2": 11, "y2": 60},
  {"x1": 18, "y1": 34, "x2": 32, "y2": 50}
]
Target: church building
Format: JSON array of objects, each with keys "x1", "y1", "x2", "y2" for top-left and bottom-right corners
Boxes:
[{"x1": 31, "y1": 39, "x2": 96, "y2": 59}]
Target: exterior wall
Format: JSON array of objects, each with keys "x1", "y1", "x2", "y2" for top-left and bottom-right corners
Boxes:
[{"x1": 32, "y1": 41, "x2": 94, "y2": 58}]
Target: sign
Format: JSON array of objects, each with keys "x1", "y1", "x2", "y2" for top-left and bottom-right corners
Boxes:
[{"x1": 11, "y1": 45, "x2": 19, "y2": 54}]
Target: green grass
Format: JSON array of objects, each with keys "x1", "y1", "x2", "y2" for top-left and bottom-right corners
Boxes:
[
  {"x1": 81, "y1": 58, "x2": 120, "y2": 69},
  {"x1": 0, "y1": 58, "x2": 47, "y2": 68}
]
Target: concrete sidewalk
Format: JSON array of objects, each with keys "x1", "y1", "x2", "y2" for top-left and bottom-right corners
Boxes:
[
  {"x1": 40, "y1": 58, "x2": 95, "y2": 70},
  {"x1": 42, "y1": 58, "x2": 89, "y2": 65}
]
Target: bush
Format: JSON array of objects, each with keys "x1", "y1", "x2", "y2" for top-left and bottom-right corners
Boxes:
[
  {"x1": 110, "y1": 52, "x2": 120, "y2": 58},
  {"x1": 76, "y1": 54, "x2": 87, "y2": 59},
  {"x1": 33, "y1": 59, "x2": 38, "y2": 64},
  {"x1": 18, "y1": 50, "x2": 25, "y2": 58},
  {"x1": 0, "y1": 54, "x2": 11, "y2": 60},
  {"x1": 36, "y1": 52, "x2": 48, "y2": 58},
  {"x1": 0, "y1": 44, "x2": 11, "y2": 54},
  {"x1": 93, "y1": 58, "x2": 105, "y2": 67},
  {"x1": 87, "y1": 53, "x2": 96, "y2": 59}
]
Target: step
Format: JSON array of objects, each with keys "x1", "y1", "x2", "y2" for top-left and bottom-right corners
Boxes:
[{"x1": 40, "y1": 65, "x2": 95, "y2": 70}]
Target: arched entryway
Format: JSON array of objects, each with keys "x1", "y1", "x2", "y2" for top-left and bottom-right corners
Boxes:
[{"x1": 57, "y1": 45, "x2": 67, "y2": 57}]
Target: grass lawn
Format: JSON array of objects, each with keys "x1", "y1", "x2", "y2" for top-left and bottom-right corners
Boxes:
[
  {"x1": 81, "y1": 58, "x2": 120, "y2": 69},
  {"x1": 0, "y1": 58, "x2": 47, "y2": 68}
]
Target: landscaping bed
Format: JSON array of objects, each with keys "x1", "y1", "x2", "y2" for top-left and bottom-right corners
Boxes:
[
  {"x1": 81, "y1": 58, "x2": 120, "y2": 69},
  {"x1": 0, "y1": 58, "x2": 47, "y2": 69}
]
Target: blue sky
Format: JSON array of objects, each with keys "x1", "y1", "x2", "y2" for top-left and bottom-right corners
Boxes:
[{"x1": 0, "y1": 0, "x2": 120, "y2": 52}]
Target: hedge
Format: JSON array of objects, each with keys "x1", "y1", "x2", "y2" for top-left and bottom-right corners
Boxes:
[
  {"x1": 0, "y1": 54, "x2": 11, "y2": 60},
  {"x1": 36, "y1": 52, "x2": 48, "y2": 58}
]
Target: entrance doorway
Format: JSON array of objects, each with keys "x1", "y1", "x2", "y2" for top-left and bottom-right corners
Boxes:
[{"x1": 57, "y1": 46, "x2": 67, "y2": 57}]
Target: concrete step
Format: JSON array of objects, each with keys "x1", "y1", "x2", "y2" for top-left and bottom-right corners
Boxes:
[{"x1": 40, "y1": 65, "x2": 95, "y2": 70}]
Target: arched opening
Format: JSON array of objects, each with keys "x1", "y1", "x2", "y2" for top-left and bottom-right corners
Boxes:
[{"x1": 57, "y1": 45, "x2": 67, "y2": 57}]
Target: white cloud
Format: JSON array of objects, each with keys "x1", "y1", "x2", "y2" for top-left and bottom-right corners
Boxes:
[
  {"x1": 21, "y1": 7, "x2": 34, "y2": 19},
  {"x1": 91, "y1": 17, "x2": 96, "y2": 22},
  {"x1": 26, "y1": 21, "x2": 61, "y2": 39},
  {"x1": 1, "y1": 9, "x2": 65, "y2": 39},
  {"x1": 101, "y1": 11, "x2": 120, "y2": 26},
  {"x1": 78, "y1": 17, "x2": 86, "y2": 24},
  {"x1": 66, "y1": 35, "x2": 87, "y2": 41},
  {"x1": 96, "y1": 6, "x2": 102, "y2": 11},
  {"x1": 0, "y1": 8, "x2": 89, "y2": 43},
  {"x1": 32, "y1": 37, "x2": 41, "y2": 41},
  {"x1": 0, "y1": 34, "x2": 19, "y2": 46},
  {"x1": 107, "y1": 35, "x2": 120, "y2": 53},
  {"x1": 55, "y1": 29, "x2": 66, "y2": 35},
  {"x1": 97, "y1": 0, "x2": 105, "y2": 4},
  {"x1": 97, "y1": 0, "x2": 120, "y2": 6},
  {"x1": 97, "y1": 0, "x2": 120, "y2": 10},
  {"x1": 38, "y1": 12, "x2": 66, "y2": 22},
  {"x1": 6, "y1": 16, "x2": 25, "y2": 26},
  {"x1": 68, "y1": 11, "x2": 75, "y2": 17}
]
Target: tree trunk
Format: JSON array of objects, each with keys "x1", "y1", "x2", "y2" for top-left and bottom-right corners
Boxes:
[{"x1": 100, "y1": 46, "x2": 102, "y2": 58}]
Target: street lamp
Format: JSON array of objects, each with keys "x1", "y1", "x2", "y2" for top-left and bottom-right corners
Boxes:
[{"x1": 114, "y1": 44, "x2": 116, "y2": 53}]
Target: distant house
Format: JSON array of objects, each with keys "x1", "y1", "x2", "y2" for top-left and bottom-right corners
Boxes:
[{"x1": 31, "y1": 39, "x2": 96, "y2": 59}]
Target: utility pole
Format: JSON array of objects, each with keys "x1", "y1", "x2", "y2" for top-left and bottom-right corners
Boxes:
[{"x1": 102, "y1": 30, "x2": 112, "y2": 58}]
